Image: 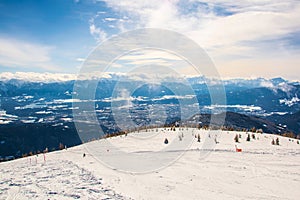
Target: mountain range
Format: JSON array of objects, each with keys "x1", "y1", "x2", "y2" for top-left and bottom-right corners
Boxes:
[{"x1": 0, "y1": 72, "x2": 299, "y2": 160}]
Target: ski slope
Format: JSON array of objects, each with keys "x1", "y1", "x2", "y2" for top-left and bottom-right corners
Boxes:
[{"x1": 1, "y1": 128, "x2": 299, "y2": 200}]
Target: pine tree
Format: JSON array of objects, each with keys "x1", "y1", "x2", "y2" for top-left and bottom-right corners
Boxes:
[
  {"x1": 276, "y1": 137, "x2": 280, "y2": 145},
  {"x1": 164, "y1": 138, "x2": 169, "y2": 144},
  {"x1": 59, "y1": 143, "x2": 64, "y2": 150},
  {"x1": 250, "y1": 127, "x2": 256, "y2": 133},
  {"x1": 234, "y1": 134, "x2": 239, "y2": 143},
  {"x1": 271, "y1": 139, "x2": 275, "y2": 145},
  {"x1": 246, "y1": 134, "x2": 251, "y2": 142}
]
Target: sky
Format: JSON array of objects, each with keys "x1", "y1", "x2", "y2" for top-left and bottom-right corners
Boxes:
[{"x1": 0, "y1": 0, "x2": 299, "y2": 80}]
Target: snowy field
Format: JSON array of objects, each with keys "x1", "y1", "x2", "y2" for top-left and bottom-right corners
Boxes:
[{"x1": 1, "y1": 128, "x2": 300, "y2": 200}]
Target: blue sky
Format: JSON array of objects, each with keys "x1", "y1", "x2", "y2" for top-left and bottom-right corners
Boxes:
[
  {"x1": 0, "y1": 0, "x2": 299, "y2": 80},
  {"x1": 0, "y1": 0, "x2": 105, "y2": 72}
]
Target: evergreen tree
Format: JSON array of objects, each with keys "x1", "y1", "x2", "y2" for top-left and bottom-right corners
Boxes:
[
  {"x1": 234, "y1": 134, "x2": 239, "y2": 143},
  {"x1": 164, "y1": 138, "x2": 169, "y2": 144},
  {"x1": 246, "y1": 134, "x2": 251, "y2": 142},
  {"x1": 59, "y1": 143, "x2": 64, "y2": 150},
  {"x1": 271, "y1": 139, "x2": 275, "y2": 145},
  {"x1": 276, "y1": 137, "x2": 280, "y2": 145}
]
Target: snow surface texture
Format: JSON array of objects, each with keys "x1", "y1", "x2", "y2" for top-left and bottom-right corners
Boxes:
[{"x1": 0, "y1": 129, "x2": 299, "y2": 200}]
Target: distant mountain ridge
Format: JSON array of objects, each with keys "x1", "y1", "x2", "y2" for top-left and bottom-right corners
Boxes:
[
  {"x1": 0, "y1": 72, "x2": 299, "y2": 86},
  {"x1": 0, "y1": 72, "x2": 299, "y2": 160}
]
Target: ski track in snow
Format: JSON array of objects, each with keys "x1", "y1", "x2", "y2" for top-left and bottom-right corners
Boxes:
[{"x1": 0, "y1": 159, "x2": 131, "y2": 200}]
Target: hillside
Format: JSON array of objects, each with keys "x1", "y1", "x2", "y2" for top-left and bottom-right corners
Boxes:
[
  {"x1": 267, "y1": 111, "x2": 300, "y2": 134},
  {"x1": 189, "y1": 112, "x2": 284, "y2": 133},
  {"x1": 0, "y1": 128, "x2": 299, "y2": 199},
  {"x1": 0, "y1": 111, "x2": 291, "y2": 161}
]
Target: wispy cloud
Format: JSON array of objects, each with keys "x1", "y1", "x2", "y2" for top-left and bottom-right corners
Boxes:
[
  {"x1": 89, "y1": 21, "x2": 107, "y2": 42},
  {"x1": 101, "y1": 0, "x2": 300, "y2": 48},
  {"x1": 0, "y1": 37, "x2": 59, "y2": 71},
  {"x1": 76, "y1": 58, "x2": 85, "y2": 62},
  {"x1": 93, "y1": 0, "x2": 300, "y2": 79}
]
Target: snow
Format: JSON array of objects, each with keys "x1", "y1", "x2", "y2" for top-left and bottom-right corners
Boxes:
[
  {"x1": 15, "y1": 103, "x2": 47, "y2": 110},
  {"x1": 1, "y1": 72, "x2": 299, "y2": 86},
  {"x1": 279, "y1": 95, "x2": 300, "y2": 107},
  {"x1": 35, "y1": 111, "x2": 53, "y2": 115},
  {"x1": 152, "y1": 95, "x2": 196, "y2": 101},
  {"x1": 60, "y1": 118, "x2": 73, "y2": 122},
  {"x1": 260, "y1": 111, "x2": 288, "y2": 116},
  {"x1": 0, "y1": 110, "x2": 18, "y2": 124},
  {"x1": 203, "y1": 104, "x2": 262, "y2": 112},
  {"x1": 0, "y1": 129, "x2": 299, "y2": 199},
  {"x1": 20, "y1": 119, "x2": 36, "y2": 124},
  {"x1": 0, "y1": 72, "x2": 77, "y2": 83}
]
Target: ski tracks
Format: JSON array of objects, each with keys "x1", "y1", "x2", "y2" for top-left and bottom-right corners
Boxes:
[{"x1": 0, "y1": 159, "x2": 131, "y2": 200}]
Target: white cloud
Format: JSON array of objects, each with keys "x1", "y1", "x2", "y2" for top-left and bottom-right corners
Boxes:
[
  {"x1": 119, "y1": 50, "x2": 182, "y2": 61},
  {"x1": 122, "y1": 58, "x2": 172, "y2": 67},
  {"x1": 76, "y1": 58, "x2": 85, "y2": 62},
  {"x1": 89, "y1": 23, "x2": 107, "y2": 42},
  {"x1": 0, "y1": 72, "x2": 77, "y2": 83},
  {"x1": 96, "y1": 0, "x2": 300, "y2": 79},
  {"x1": 104, "y1": 17, "x2": 117, "y2": 21},
  {"x1": 109, "y1": 50, "x2": 193, "y2": 74},
  {"x1": 0, "y1": 38, "x2": 59, "y2": 71},
  {"x1": 102, "y1": 0, "x2": 300, "y2": 48}
]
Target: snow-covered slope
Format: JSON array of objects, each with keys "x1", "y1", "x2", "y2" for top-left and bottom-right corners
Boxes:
[{"x1": 0, "y1": 128, "x2": 299, "y2": 200}]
